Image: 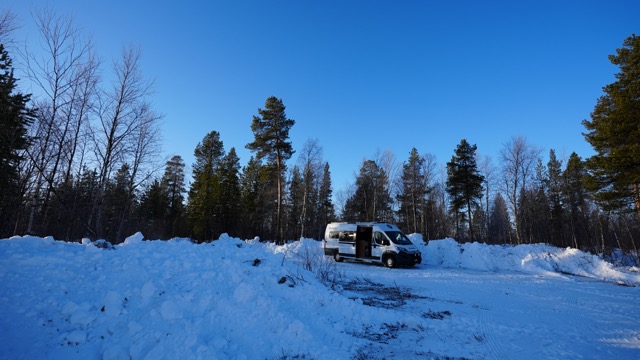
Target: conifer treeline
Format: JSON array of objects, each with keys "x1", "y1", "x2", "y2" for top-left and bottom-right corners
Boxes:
[{"x1": 1, "y1": 10, "x2": 638, "y2": 255}]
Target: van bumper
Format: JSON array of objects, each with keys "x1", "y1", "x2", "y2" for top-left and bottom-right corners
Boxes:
[
  {"x1": 398, "y1": 251, "x2": 422, "y2": 265},
  {"x1": 324, "y1": 247, "x2": 337, "y2": 256}
]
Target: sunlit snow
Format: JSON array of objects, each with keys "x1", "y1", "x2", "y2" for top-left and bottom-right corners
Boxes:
[{"x1": 1, "y1": 233, "x2": 639, "y2": 359}]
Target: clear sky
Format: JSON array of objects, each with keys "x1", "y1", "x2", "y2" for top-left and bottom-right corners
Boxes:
[{"x1": 6, "y1": 0, "x2": 640, "y2": 193}]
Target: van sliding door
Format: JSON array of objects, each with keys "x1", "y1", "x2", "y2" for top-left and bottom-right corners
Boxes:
[{"x1": 355, "y1": 226, "x2": 372, "y2": 258}]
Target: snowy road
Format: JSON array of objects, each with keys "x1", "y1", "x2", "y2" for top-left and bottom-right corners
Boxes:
[{"x1": 334, "y1": 260, "x2": 640, "y2": 359}]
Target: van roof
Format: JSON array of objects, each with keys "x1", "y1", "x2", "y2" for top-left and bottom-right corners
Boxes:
[
  {"x1": 328, "y1": 221, "x2": 390, "y2": 224},
  {"x1": 327, "y1": 222, "x2": 399, "y2": 229}
]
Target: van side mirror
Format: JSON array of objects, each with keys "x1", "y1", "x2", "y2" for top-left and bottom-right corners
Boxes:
[{"x1": 383, "y1": 239, "x2": 390, "y2": 246}]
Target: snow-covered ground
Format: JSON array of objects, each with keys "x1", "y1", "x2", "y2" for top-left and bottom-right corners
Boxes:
[{"x1": 1, "y1": 233, "x2": 639, "y2": 359}]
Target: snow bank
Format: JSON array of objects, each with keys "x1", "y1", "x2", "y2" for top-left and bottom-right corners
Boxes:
[
  {"x1": 0, "y1": 235, "x2": 409, "y2": 359},
  {"x1": 3, "y1": 232, "x2": 638, "y2": 359},
  {"x1": 408, "y1": 234, "x2": 640, "y2": 285}
]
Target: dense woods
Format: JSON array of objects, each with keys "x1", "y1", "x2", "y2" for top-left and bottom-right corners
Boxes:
[{"x1": 1, "y1": 9, "x2": 638, "y2": 258}]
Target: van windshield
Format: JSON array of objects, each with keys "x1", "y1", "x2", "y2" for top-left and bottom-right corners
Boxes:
[{"x1": 385, "y1": 231, "x2": 413, "y2": 245}]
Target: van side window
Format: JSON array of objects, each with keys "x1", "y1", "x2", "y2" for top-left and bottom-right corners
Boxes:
[
  {"x1": 373, "y1": 232, "x2": 387, "y2": 245},
  {"x1": 329, "y1": 231, "x2": 339, "y2": 239},
  {"x1": 339, "y1": 231, "x2": 355, "y2": 242}
]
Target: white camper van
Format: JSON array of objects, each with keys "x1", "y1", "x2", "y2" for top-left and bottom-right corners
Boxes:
[{"x1": 323, "y1": 222, "x2": 422, "y2": 268}]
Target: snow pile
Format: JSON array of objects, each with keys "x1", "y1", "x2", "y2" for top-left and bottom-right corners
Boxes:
[
  {"x1": 408, "y1": 235, "x2": 640, "y2": 285},
  {"x1": 0, "y1": 235, "x2": 411, "y2": 359},
  {"x1": 2, "y1": 233, "x2": 639, "y2": 359}
]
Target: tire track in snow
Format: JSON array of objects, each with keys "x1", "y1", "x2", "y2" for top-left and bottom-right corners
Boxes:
[
  {"x1": 564, "y1": 295, "x2": 635, "y2": 360},
  {"x1": 476, "y1": 307, "x2": 509, "y2": 360}
]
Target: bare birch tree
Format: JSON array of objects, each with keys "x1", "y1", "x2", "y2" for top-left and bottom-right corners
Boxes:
[
  {"x1": 91, "y1": 45, "x2": 160, "y2": 238},
  {"x1": 0, "y1": 9, "x2": 18, "y2": 49},
  {"x1": 296, "y1": 138, "x2": 324, "y2": 238},
  {"x1": 420, "y1": 152, "x2": 438, "y2": 236},
  {"x1": 499, "y1": 136, "x2": 541, "y2": 244},
  {"x1": 374, "y1": 148, "x2": 399, "y2": 221},
  {"x1": 21, "y1": 8, "x2": 97, "y2": 233},
  {"x1": 478, "y1": 154, "x2": 497, "y2": 241}
]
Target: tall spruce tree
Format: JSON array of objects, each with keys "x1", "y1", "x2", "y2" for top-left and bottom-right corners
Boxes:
[
  {"x1": 583, "y1": 34, "x2": 640, "y2": 215},
  {"x1": 563, "y1": 152, "x2": 590, "y2": 249},
  {"x1": 488, "y1": 193, "x2": 511, "y2": 244},
  {"x1": 246, "y1": 97, "x2": 295, "y2": 243},
  {"x1": 71, "y1": 167, "x2": 99, "y2": 240},
  {"x1": 522, "y1": 160, "x2": 550, "y2": 244},
  {"x1": 343, "y1": 160, "x2": 392, "y2": 222},
  {"x1": 217, "y1": 148, "x2": 241, "y2": 237},
  {"x1": 546, "y1": 149, "x2": 565, "y2": 246},
  {"x1": 0, "y1": 45, "x2": 35, "y2": 237},
  {"x1": 423, "y1": 183, "x2": 449, "y2": 241},
  {"x1": 470, "y1": 203, "x2": 488, "y2": 242},
  {"x1": 446, "y1": 139, "x2": 484, "y2": 240},
  {"x1": 161, "y1": 155, "x2": 186, "y2": 237},
  {"x1": 301, "y1": 162, "x2": 319, "y2": 239},
  {"x1": 188, "y1": 131, "x2": 225, "y2": 241},
  {"x1": 397, "y1": 147, "x2": 428, "y2": 234},
  {"x1": 318, "y1": 162, "x2": 335, "y2": 239},
  {"x1": 239, "y1": 157, "x2": 273, "y2": 239},
  {"x1": 138, "y1": 179, "x2": 168, "y2": 239},
  {"x1": 287, "y1": 165, "x2": 304, "y2": 239},
  {"x1": 419, "y1": 153, "x2": 440, "y2": 240},
  {"x1": 297, "y1": 139, "x2": 323, "y2": 239},
  {"x1": 102, "y1": 164, "x2": 135, "y2": 243}
]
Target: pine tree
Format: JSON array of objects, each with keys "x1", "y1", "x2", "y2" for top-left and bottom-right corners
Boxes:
[
  {"x1": 0, "y1": 45, "x2": 35, "y2": 237},
  {"x1": 583, "y1": 34, "x2": 640, "y2": 215},
  {"x1": 246, "y1": 97, "x2": 295, "y2": 243},
  {"x1": 446, "y1": 139, "x2": 484, "y2": 240}
]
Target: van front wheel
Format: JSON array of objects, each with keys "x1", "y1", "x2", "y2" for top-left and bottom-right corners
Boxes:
[
  {"x1": 384, "y1": 255, "x2": 396, "y2": 268},
  {"x1": 333, "y1": 251, "x2": 343, "y2": 262}
]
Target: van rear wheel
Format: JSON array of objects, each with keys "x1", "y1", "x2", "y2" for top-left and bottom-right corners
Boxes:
[
  {"x1": 384, "y1": 255, "x2": 396, "y2": 268},
  {"x1": 333, "y1": 251, "x2": 343, "y2": 262}
]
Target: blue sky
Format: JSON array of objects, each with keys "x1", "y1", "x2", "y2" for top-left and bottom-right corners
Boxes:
[{"x1": 6, "y1": 0, "x2": 640, "y2": 192}]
